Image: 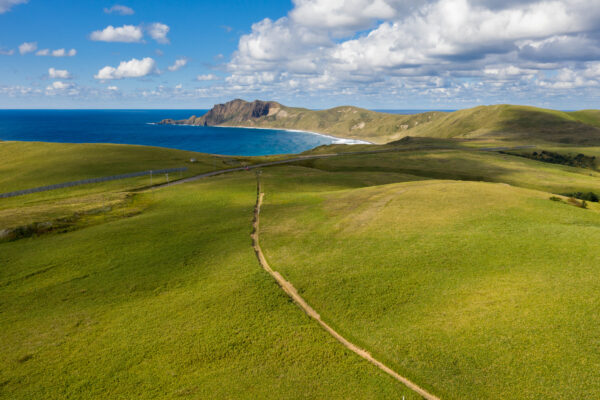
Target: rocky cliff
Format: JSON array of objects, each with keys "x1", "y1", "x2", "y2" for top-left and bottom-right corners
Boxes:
[{"x1": 158, "y1": 99, "x2": 282, "y2": 127}]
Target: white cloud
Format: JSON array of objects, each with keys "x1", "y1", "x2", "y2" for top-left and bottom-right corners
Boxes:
[
  {"x1": 167, "y1": 58, "x2": 187, "y2": 71},
  {"x1": 48, "y1": 68, "x2": 71, "y2": 79},
  {"x1": 90, "y1": 25, "x2": 143, "y2": 43},
  {"x1": 103, "y1": 5, "x2": 134, "y2": 15},
  {"x1": 46, "y1": 81, "x2": 72, "y2": 90},
  {"x1": 147, "y1": 23, "x2": 170, "y2": 44},
  {"x1": 196, "y1": 74, "x2": 218, "y2": 81},
  {"x1": 36, "y1": 48, "x2": 76, "y2": 57},
  {"x1": 0, "y1": 48, "x2": 14, "y2": 55},
  {"x1": 18, "y1": 41, "x2": 36, "y2": 55},
  {"x1": 54, "y1": 48, "x2": 75, "y2": 57},
  {"x1": 107, "y1": 85, "x2": 119, "y2": 91},
  {"x1": 0, "y1": 0, "x2": 27, "y2": 14},
  {"x1": 223, "y1": 0, "x2": 600, "y2": 102},
  {"x1": 44, "y1": 80, "x2": 81, "y2": 96},
  {"x1": 289, "y1": 0, "x2": 400, "y2": 32},
  {"x1": 537, "y1": 62, "x2": 600, "y2": 89},
  {"x1": 94, "y1": 57, "x2": 157, "y2": 80}
]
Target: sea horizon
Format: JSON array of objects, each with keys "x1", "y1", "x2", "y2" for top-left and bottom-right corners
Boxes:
[{"x1": 0, "y1": 109, "x2": 360, "y2": 156}]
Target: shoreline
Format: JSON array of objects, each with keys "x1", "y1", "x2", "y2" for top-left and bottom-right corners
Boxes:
[
  {"x1": 216, "y1": 125, "x2": 373, "y2": 145},
  {"x1": 151, "y1": 122, "x2": 373, "y2": 145}
]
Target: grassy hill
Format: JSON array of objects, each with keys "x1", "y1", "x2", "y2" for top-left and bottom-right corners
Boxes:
[
  {"x1": 3, "y1": 139, "x2": 600, "y2": 398},
  {"x1": 1, "y1": 174, "x2": 414, "y2": 399},
  {"x1": 407, "y1": 105, "x2": 600, "y2": 144},
  {"x1": 161, "y1": 100, "x2": 600, "y2": 145},
  {"x1": 259, "y1": 168, "x2": 600, "y2": 399}
]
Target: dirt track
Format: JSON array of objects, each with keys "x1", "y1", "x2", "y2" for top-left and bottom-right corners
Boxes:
[{"x1": 250, "y1": 177, "x2": 441, "y2": 400}]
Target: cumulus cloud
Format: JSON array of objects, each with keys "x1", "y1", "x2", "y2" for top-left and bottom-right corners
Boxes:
[
  {"x1": 90, "y1": 25, "x2": 143, "y2": 42},
  {"x1": 0, "y1": 48, "x2": 14, "y2": 55},
  {"x1": 46, "y1": 81, "x2": 72, "y2": 90},
  {"x1": 197, "y1": 74, "x2": 219, "y2": 81},
  {"x1": 18, "y1": 41, "x2": 36, "y2": 55},
  {"x1": 107, "y1": 85, "x2": 119, "y2": 91},
  {"x1": 94, "y1": 57, "x2": 157, "y2": 80},
  {"x1": 289, "y1": 0, "x2": 400, "y2": 33},
  {"x1": 168, "y1": 58, "x2": 187, "y2": 71},
  {"x1": 103, "y1": 5, "x2": 134, "y2": 15},
  {"x1": 48, "y1": 68, "x2": 71, "y2": 79},
  {"x1": 37, "y1": 48, "x2": 76, "y2": 57},
  {"x1": 0, "y1": 0, "x2": 27, "y2": 14},
  {"x1": 147, "y1": 23, "x2": 170, "y2": 44},
  {"x1": 222, "y1": 0, "x2": 600, "y2": 103}
]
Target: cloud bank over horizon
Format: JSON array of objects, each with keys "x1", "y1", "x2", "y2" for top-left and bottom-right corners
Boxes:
[
  {"x1": 223, "y1": 0, "x2": 600, "y2": 106},
  {"x1": 1, "y1": 0, "x2": 599, "y2": 108}
]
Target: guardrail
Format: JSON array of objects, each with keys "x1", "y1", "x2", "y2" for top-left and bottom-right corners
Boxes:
[{"x1": 0, "y1": 167, "x2": 187, "y2": 199}]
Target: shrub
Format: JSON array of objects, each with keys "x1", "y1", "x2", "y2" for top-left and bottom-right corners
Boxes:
[
  {"x1": 567, "y1": 197, "x2": 588, "y2": 209},
  {"x1": 562, "y1": 192, "x2": 599, "y2": 202}
]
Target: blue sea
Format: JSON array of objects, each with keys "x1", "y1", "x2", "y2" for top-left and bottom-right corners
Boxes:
[
  {"x1": 0, "y1": 109, "x2": 445, "y2": 156},
  {"x1": 0, "y1": 110, "x2": 369, "y2": 156}
]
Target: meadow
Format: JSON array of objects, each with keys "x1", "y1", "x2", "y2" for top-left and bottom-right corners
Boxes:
[
  {"x1": 259, "y1": 166, "x2": 600, "y2": 399},
  {"x1": 2, "y1": 138, "x2": 600, "y2": 399},
  {"x1": 0, "y1": 171, "x2": 415, "y2": 399}
]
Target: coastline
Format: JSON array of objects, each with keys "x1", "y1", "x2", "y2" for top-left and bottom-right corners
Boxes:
[
  {"x1": 215, "y1": 125, "x2": 373, "y2": 145},
  {"x1": 153, "y1": 121, "x2": 373, "y2": 145}
]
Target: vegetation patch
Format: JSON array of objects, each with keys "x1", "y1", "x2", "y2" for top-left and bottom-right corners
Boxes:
[
  {"x1": 502, "y1": 150, "x2": 597, "y2": 169},
  {"x1": 562, "y1": 191, "x2": 599, "y2": 202},
  {"x1": 0, "y1": 194, "x2": 147, "y2": 242},
  {"x1": 567, "y1": 197, "x2": 588, "y2": 208}
]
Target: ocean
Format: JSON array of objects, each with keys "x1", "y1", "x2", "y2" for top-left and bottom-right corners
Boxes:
[{"x1": 0, "y1": 110, "x2": 367, "y2": 156}]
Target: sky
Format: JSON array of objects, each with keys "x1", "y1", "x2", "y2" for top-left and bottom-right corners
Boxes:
[{"x1": 1, "y1": 0, "x2": 599, "y2": 109}]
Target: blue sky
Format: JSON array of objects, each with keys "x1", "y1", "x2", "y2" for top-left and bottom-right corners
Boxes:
[{"x1": 1, "y1": 0, "x2": 599, "y2": 109}]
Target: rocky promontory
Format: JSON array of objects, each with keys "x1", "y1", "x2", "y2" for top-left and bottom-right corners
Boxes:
[{"x1": 159, "y1": 99, "x2": 282, "y2": 127}]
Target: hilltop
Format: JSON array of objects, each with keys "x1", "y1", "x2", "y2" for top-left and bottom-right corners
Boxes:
[{"x1": 160, "y1": 99, "x2": 600, "y2": 145}]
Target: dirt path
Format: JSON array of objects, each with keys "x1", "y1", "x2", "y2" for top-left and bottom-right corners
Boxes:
[{"x1": 250, "y1": 177, "x2": 441, "y2": 400}]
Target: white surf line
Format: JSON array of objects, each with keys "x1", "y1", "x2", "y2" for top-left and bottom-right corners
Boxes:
[
  {"x1": 214, "y1": 125, "x2": 373, "y2": 145},
  {"x1": 251, "y1": 178, "x2": 441, "y2": 400},
  {"x1": 166, "y1": 122, "x2": 374, "y2": 145}
]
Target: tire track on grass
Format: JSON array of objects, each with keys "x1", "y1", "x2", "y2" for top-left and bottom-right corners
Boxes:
[{"x1": 250, "y1": 177, "x2": 441, "y2": 400}]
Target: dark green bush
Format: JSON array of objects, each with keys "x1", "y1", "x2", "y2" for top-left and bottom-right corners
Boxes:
[{"x1": 562, "y1": 192, "x2": 599, "y2": 202}]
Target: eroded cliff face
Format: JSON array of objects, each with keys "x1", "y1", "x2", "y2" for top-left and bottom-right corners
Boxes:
[{"x1": 158, "y1": 99, "x2": 282, "y2": 126}]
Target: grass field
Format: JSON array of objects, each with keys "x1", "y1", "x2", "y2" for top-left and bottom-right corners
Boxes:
[
  {"x1": 259, "y1": 166, "x2": 600, "y2": 399},
  {"x1": 298, "y1": 148, "x2": 600, "y2": 196},
  {"x1": 0, "y1": 141, "x2": 287, "y2": 237},
  {"x1": 0, "y1": 172, "x2": 416, "y2": 399},
  {"x1": 3, "y1": 139, "x2": 600, "y2": 399}
]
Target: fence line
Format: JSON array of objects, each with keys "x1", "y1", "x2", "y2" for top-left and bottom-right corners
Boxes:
[{"x1": 0, "y1": 167, "x2": 187, "y2": 199}]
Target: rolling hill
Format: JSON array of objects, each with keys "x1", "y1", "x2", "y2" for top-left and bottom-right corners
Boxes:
[
  {"x1": 160, "y1": 100, "x2": 600, "y2": 145},
  {"x1": 4, "y1": 105, "x2": 600, "y2": 399}
]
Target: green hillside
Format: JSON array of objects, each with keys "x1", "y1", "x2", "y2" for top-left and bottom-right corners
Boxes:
[
  {"x1": 3, "y1": 135, "x2": 600, "y2": 398},
  {"x1": 161, "y1": 100, "x2": 600, "y2": 145},
  {"x1": 407, "y1": 105, "x2": 600, "y2": 144},
  {"x1": 260, "y1": 169, "x2": 600, "y2": 399}
]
